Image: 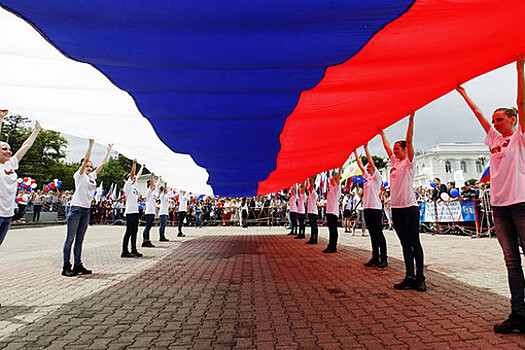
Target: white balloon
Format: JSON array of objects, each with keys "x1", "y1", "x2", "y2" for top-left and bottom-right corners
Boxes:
[{"x1": 31, "y1": 183, "x2": 37, "y2": 189}]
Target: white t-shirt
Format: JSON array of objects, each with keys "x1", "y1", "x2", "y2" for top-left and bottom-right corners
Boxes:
[
  {"x1": 353, "y1": 194, "x2": 363, "y2": 210},
  {"x1": 485, "y1": 125, "x2": 525, "y2": 206},
  {"x1": 178, "y1": 194, "x2": 188, "y2": 212},
  {"x1": 0, "y1": 157, "x2": 18, "y2": 217},
  {"x1": 289, "y1": 194, "x2": 298, "y2": 212},
  {"x1": 307, "y1": 190, "x2": 318, "y2": 215},
  {"x1": 389, "y1": 154, "x2": 417, "y2": 208},
  {"x1": 363, "y1": 170, "x2": 383, "y2": 210},
  {"x1": 297, "y1": 193, "x2": 306, "y2": 214},
  {"x1": 124, "y1": 178, "x2": 139, "y2": 215},
  {"x1": 71, "y1": 169, "x2": 97, "y2": 209},
  {"x1": 159, "y1": 193, "x2": 169, "y2": 215},
  {"x1": 144, "y1": 188, "x2": 156, "y2": 215},
  {"x1": 326, "y1": 183, "x2": 341, "y2": 216}
]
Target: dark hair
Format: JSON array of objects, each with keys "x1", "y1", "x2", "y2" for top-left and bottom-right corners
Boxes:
[
  {"x1": 495, "y1": 107, "x2": 518, "y2": 118},
  {"x1": 160, "y1": 186, "x2": 165, "y2": 192},
  {"x1": 394, "y1": 140, "x2": 407, "y2": 148},
  {"x1": 124, "y1": 173, "x2": 130, "y2": 180}
]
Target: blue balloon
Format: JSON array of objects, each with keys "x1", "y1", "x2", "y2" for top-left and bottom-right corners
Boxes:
[
  {"x1": 430, "y1": 181, "x2": 437, "y2": 188},
  {"x1": 383, "y1": 182, "x2": 388, "y2": 187},
  {"x1": 450, "y1": 188, "x2": 460, "y2": 198},
  {"x1": 351, "y1": 176, "x2": 357, "y2": 183}
]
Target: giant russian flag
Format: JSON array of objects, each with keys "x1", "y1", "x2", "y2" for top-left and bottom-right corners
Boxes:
[{"x1": 0, "y1": 1, "x2": 523, "y2": 196}]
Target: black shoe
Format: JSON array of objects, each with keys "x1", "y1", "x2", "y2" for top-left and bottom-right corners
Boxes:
[
  {"x1": 294, "y1": 235, "x2": 306, "y2": 239},
  {"x1": 494, "y1": 312, "x2": 525, "y2": 334},
  {"x1": 287, "y1": 232, "x2": 295, "y2": 236},
  {"x1": 322, "y1": 247, "x2": 337, "y2": 253},
  {"x1": 159, "y1": 237, "x2": 169, "y2": 242},
  {"x1": 415, "y1": 276, "x2": 427, "y2": 292},
  {"x1": 142, "y1": 241, "x2": 155, "y2": 248},
  {"x1": 177, "y1": 233, "x2": 186, "y2": 237},
  {"x1": 131, "y1": 250, "x2": 143, "y2": 257},
  {"x1": 364, "y1": 258, "x2": 379, "y2": 267},
  {"x1": 72, "y1": 264, "x2": 92, "y2": 275},
  {"x1": 377, "y1": 258, "x2": 388, "y2": 268},
  {"x1": 121, "y1": 251, "x2": 135, "y2": 258},
  {"x1": 393, "y1": 277, "x2": 416, "y2": 290},
  {"x1": 62, "y1": 263, "x2": 77, "y2": 277},
  {"x1": 305, "y1": 240, "x2": 316, "y2": 244}
]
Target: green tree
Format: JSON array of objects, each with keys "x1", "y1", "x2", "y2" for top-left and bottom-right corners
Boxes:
[
  {"x1": 359, "y1": 155, "x2": 387, "y2": 169},
  {"x1": 96, "y1": 154, "x2": 133, "y2": 193}
]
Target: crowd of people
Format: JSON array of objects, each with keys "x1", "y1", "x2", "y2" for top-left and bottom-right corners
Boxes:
[{"x1": 0, "y1": 59, "x2": 524, "y2": 334}]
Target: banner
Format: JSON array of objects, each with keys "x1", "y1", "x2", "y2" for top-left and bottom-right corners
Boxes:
[{"x1": 420, "y1": 201, "x2": 477, "y2": 222}]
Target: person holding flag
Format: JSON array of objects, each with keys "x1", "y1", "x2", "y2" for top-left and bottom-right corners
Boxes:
[
  {"x1": 323, "y1": 167, "x2": 342, "y2": 253},
  {"x1": 379, "y1": 113, "x2": 425, "y2": 291},
  {"x1": 0, "y1": 110, "x2": 41, "y2": 248},
  {"x1": 63, "y1": 140, "x2": 112, "y2": 276},
  {"x1": 305, "y1": 178, "x2": 319, "y2": 245},
  {"x1": 354, "y1": 145, "x2": 387, "y2": 268},
  {"x1": 158, "y1": 180, "x2": 170, "y2": 241},
  {"x1": 177, "y1": 191, "x2": 188, "y2": 237},
  {"x1": 295, "y1": 184, "x2": 307, "y2": 239},
  {"x1": 456, "y1": 59, "x2": 525, "y2": 334},
  {"x1": 121, "y1": 160, "x2": 144, "y2": 258},
  {"x1": 141, "y1": 172, "x2": 157, "y2": 247},
  {"x1": 287, "y1": 186, "x2": 298, "y2": 236}
]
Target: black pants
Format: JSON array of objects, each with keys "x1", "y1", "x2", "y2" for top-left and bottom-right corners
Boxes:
[
  {"x1": 289, "y1": 211, "x2": 297, "y2": 234},
  {"x1": 308, "y1": 213, "x2": 318, "y2": 242},
  {"x1": 392, "y1": 206, "x2": 424, "y2": 278},
  {"x1": 364, "y1": 208, "x2": 387, "y2": 261},
  {"x1": 123, "y1": 213, "x2": 139, "y2": 253},
  {"x1": 142, "y1": 214, "x2": 155, "y2": 241},
  {"x1": 33, "y1": 205, "x2": 42, "y2": 222},
  {"x1": 327, "y1": 214, "x2": 339, "y2": 249},
  {"x1": 297, "y1": 213, "x2": 306, "y2": 237},
  {"x1": 13, "y1": 204, "x2": 26, "y2": 221},
  {"x1": 177, "y1": 211, "x2": 186, "y2": 233}
]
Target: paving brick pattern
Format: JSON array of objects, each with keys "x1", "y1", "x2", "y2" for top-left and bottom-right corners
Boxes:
[{"x1": 0, "y1": 227, "x2": 524, "y2": 349}]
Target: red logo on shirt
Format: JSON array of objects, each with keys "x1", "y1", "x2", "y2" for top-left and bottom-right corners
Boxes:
[
  {"x1": 4, "y1": 169, "x2": 14, "y2": 175},
  {"x1": 491, "y1": 139, "x2": 510, "y2": 154}
]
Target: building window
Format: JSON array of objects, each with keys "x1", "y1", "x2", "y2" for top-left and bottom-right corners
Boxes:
[
  {"x1": 445, "y1": 161, "x2": 451, "y2": 173},
  {"x1": 460, "y1": 161, "x2": 467, "y2": 173},
  {"x1": 476, "y1": 161, "x2": 483, "y2": 173}
]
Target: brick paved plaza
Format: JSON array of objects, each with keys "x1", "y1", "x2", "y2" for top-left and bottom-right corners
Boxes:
[{"x1": 0, "y1": 225, "x2": 524, "y2": 349}]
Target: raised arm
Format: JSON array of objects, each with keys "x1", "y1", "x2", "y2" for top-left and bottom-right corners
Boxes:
[
  {"x1": 335, "y1": 167, "x2": 342, "y2": 184},
  {"x1": 456, "y1": 84, "x2": 491, "y2": 133},
  {"x1": 378, "y1": 129, "x2": 393, "y2": 158},
  {"x1": 406, "y1": 113, "x2": 415, "y2": 162},
  {"x1": 129, "y1": 159, "x2": 137, "y2": 180},
  {"x1": 95, "y1": 143, "x2": 113, "y2": 175},
  {"x1": 149, "y1": 172, "x2": 155, "y2": 190},
  {"x1": 136, "y1": 163, "x2": 145, "y2": 179},
  {"x1": 0, "y1": 110, "x2": 7, "y2": 123},
  {"x1": 14, "y1": 121, "x2": 41, "y2": 163},
  {"x1": 78, "y1": 139, "x2": 94, "y2": 175},
  {"x1": 517, "y1": 59, "x2": 525, "y2": 133},
  {"x1": 364, "y1": 144, "x2": 376, "y2": 172},
  {"x1": 353, "y1": 150, "x2": 366, "y2": 174}
]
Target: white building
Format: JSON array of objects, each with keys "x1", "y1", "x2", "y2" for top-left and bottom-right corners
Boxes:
[{"x1": 381, "y1": 142, "x2": 490, "y2": 188}]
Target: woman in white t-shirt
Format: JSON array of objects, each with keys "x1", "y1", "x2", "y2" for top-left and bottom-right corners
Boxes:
[
  {"x1": 287, "y1": 187, "x2": 298, "y2": 236},
  {"x1": 306, "y1": 178, "x2": 319, "y2": 244},
  {"x1": 62, "y1": 140, "x2": 112, "y2": 277},
  {"x1": 355, "y1": 145, "x2": 387, "y2": 268},
  {"x1": 141, "y1": 172, "x2": 157, "y2": 248},
  {"x1": 379, "y1": 113, "x2": 425, "y2": 292},
  {"x1": 0, "y1": 110, "x2": 40, "y2": 247},
  {"x1": 295, "y1": 185, "x2": 307, "y2": 239},
  {"x1": 122, "y1": 160, "x2": 145, "y2": 258},
  {"x1": 456, "y1": 60, "x2": 525, "y2": 334},
  {"x1": 323, "y1": 167, "x2": 342, "y2": 253},
  {"x1": 158, "y1": 182, "x2": 170, "y2": 240}
]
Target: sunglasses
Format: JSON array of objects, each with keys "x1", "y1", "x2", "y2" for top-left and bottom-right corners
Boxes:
[{"x1": 1, "y1": 147, "x2": 10, "y2": 151}]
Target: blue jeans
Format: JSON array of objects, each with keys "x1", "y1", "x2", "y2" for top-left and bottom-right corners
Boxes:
[
  {"x1": 195, "y1": 212, "x2": 202, "y2": 228},
  {"x1": 63, "y1": 206, "x2": 90, "y2": 266},
  {"x1": 493, "y1": 202, "x2": 525, "y2": 314},
  {"x1": 159, "y1": 214, "x2": 168, "y2": 239},
  {"x1": 0, "y1": 216, "x2": 13, "y2": 246},
  {"x1": 142, "y1": 214, "x2": 155, "y2": 241},
  {"x1": 392, "y1": 206, "x2": 424, "y2": 279}
]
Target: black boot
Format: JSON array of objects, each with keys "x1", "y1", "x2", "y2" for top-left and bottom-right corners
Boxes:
[
  {"x1": 364, "y1": 258, "x2": 379, "y2": 267},
  {"x1": 494, "y1": 312, "x2": 525, "y2": 334},
  {"x1": 72, "y1": 264, "x2": 92, "y2": 275},
  {"x1": 393, "y1": 276, "x2": 416, "y2": 290},
  {"x1": 121, "y1": 251, "x2": 135, "y2": 258},
  {"x1": 62, "y1": 263, "x2": 77, "y2": 277},
  {"x1": 131, "y1": 250, "x2": 143, "y2": 257},
  {"x1": 415, "y1": 276, "x2": 426, "y2": 292},
  {"x1": 377, "y1": 257, "x2": 388, "y2": 268}
]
